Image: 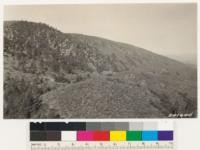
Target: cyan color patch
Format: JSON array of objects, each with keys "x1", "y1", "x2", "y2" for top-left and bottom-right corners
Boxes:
[{"x1": 142, "y1": 131, "x2": 158, "y2": 141}]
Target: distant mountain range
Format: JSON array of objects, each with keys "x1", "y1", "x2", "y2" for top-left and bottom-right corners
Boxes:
[{"x1": 4, "y1": 21, "x2": 197, "y2": 118}]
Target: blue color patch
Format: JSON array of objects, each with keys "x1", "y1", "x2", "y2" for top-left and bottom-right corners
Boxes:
[{"x1": 142, "y1": 131, "x2": 158, "y2": 141}]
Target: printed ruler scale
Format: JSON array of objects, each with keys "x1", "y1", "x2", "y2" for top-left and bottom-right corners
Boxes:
[
  {"x1": 29, "y1": 122, "x2": 174, "y2": 150},
  {"x1": 30, "y1": 141, "x2": 173, "y2": 150}
]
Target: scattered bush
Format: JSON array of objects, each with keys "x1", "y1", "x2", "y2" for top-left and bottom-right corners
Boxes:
[{"x1": 4, "y1": 76, "x2": 55, "y2": 118}]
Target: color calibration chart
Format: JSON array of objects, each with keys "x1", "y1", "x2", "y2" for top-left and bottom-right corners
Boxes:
[{"x1": 29, "y1": 121, "x2": 174, "y2": 150}]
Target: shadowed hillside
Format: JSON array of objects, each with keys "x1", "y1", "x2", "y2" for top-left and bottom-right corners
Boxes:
[{"x1": 4, "y1": 21, "x2": 197, "y2": 118}]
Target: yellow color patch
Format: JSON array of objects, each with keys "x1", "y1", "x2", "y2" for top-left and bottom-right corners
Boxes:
[{"x1": 110, "y1": 131, "x2": 126, "y2": 141}]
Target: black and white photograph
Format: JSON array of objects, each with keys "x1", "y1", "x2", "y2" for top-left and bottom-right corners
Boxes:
[{"x1": 3, "y1": 4, "x2": 197, "y2": 119}]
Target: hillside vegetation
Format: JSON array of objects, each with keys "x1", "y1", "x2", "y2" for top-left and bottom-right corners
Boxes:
[{"x1": 4, "y1": 21, "x2": 197, "y2": 118}]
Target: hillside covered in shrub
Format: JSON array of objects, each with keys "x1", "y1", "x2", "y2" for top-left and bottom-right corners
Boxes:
[{"x1": 4, "y1": 21, "x2": 197, "y2": 118}]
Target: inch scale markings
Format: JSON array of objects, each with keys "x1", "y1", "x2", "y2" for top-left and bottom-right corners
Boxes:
[{"x1": 30, "y1": 141, "x2": 174, "y2": 150}]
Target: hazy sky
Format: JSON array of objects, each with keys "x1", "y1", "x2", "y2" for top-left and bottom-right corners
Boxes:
[{"x1": 4, "y1": 4, "x2": 197, "y2": 65}]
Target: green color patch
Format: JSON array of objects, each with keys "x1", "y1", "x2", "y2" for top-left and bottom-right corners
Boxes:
[{"x1": 126, "y1": 131, "x2": 142, "y2": 141}]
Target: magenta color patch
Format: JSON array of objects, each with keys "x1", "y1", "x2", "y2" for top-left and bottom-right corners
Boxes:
[{"x1": 77, "y1": 131, "x2": 94, "y2": 141}]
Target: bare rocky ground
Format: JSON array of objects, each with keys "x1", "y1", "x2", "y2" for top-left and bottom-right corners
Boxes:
[{"x1": 4, "y1": 21, "x2": 197, "y2": 118}]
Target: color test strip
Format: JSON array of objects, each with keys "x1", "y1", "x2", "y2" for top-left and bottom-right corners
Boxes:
[
  {"x1": 143, "y1": 122, "x2": 158, "y2": 130},
  {"x1": 142, "y1": 131, "x2": 158, "y2": 141},
  {"x1": 61, "y1": 131, "x2": 77, "y2": 141},
  {"x1": 30, "y1": 122, "x2": 174, "y2": 131},
  {"x1": 86, "y1": 122, "x2": 101, "y2": 130},
  {"x1": 46, "y1": 131, "x2": 61, "y2": 141},
  {"x1": 100, "y1": 122, "x2": 115, "y2": 130},
  {"x1": 30, "y1": 122, "x2": 174, "y2": 141},
  {"x1": 158, "y1": 131, "x2": 173, "y2": 141},
  {"x1": 30, "y1": 122, "x2": 86, "y2": 131},
  {"x1": 30, "y1": 131, "x2": 61, "y2": 141},
  {"x1": 77, "y1": 131, "x2": 93, "y2": 141},
  {"x1": 114, "y1": 122, "x2": 129, "y2": 130},
  {"x1": 93, "y1": 131, "x2": 110, "y2": 141},
  {"x1": 31, "y1": 130, "x2": 173, "y2": 141},
  {"x1": 99, "y1": 122, "x2": 129, "y2": 130},
  {"x1": 77, "y1": 131, "x2": 110, "y2": 141},
  {"x1": 129, "y1": 122, "x2": 143, "y2": 131},
  {"x1": 158, "y1": 121, "x2": 174, "y2": 130},
  {"x1": 30, "y1": 131, "x2": 46, "y2": 141},
  {"x1": 110, "y1": 131, "x2": 126, "y2": 141},
  {"x1": 126, "y1": 131, "x2": 142, "y2": 141}
]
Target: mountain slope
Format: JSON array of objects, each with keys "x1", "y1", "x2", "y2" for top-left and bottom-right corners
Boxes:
[{"x1": 4, "y1": 21, "x2": 197, "y2": 118}]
